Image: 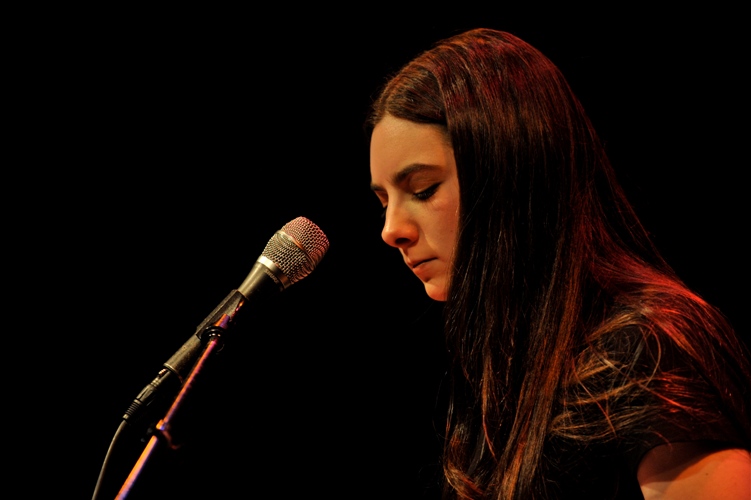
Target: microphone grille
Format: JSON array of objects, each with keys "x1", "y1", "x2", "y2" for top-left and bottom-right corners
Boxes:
[{"x1": 261, "y1": 217, "x2": 329, "y2": 285}]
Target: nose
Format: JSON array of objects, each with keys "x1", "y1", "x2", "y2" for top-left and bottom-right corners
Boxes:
[{"x1": 381, "y1": 204, "x2": 418, "y2": 249}]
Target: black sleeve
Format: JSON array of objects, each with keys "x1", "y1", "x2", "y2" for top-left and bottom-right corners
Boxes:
[{"x1": 592, "y1": 323, "x2": 748, "y2": 474}]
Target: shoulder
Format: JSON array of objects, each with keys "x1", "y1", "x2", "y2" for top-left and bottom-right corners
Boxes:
[
  {"x1": 638, "y1": 442, "x2": 751, "y2": 499},
  {"x1": 564, "y1": 289, "x2": 750, "y2": 444}
]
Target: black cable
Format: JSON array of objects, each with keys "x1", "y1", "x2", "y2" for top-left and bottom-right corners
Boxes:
[{"x1": 91, "y1": 420, "x2": 128, "y2": 500}]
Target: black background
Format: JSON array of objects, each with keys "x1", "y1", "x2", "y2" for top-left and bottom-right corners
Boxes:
[{"x1": 12, "y1": 7, "x2": 748, "y2": 500}]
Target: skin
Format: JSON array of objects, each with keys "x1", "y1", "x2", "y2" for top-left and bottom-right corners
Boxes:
[
  {"x1": 638, "y1": 442, "x2": 751, "y2": 499},
  {"x1": 369, "y1": 114, "x2": 751, "y2": 497},
  {"x1": 369, "y1": 114, "x2": 460, "y2": 302}
]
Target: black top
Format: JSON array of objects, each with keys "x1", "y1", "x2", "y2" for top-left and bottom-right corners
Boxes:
[{"x1": 539, "y1": 323, "x2": 747, "y2": 499}]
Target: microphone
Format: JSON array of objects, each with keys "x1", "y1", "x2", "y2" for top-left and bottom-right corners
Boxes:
[{"x1": 122, "y1": 216, "x2": 329, "y2": 425}]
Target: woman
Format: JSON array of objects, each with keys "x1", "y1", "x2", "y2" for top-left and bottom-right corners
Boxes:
[{"x1": 366, "y1": 28, "x2": 750, "y2": 499}]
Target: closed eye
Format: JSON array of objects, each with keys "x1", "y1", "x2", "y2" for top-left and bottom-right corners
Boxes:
[{"x1": 414, "y1": 183, "x2": 439, "y2": 201}]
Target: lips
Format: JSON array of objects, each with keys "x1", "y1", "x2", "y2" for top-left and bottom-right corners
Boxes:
[
  {"x1": 407, "y1": 257, "x2": 436, "y2": 269},
  {"x1": 407, "y1": 258, "x2": 437, "y2": 282},
  {"x1": 406, "y1": 257, "x2": 436, "y2": 279}
]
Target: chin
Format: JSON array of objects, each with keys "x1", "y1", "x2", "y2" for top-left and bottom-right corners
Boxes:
[{"x1": 424, "y1": 283, "x2": 448, "y2": 302}]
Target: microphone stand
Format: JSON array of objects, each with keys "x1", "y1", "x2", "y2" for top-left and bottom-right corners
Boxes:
[{"x1": 115, "y1": 314, "x2": 234, "y2": 500}]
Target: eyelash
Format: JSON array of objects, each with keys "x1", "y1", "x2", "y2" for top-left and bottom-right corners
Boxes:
[
  {"x1": 379, "y1": 183, "x2": 440, "y2": 218},
  {"x1": 414, "y1": 183, "x2": 439, "y2": 201}
]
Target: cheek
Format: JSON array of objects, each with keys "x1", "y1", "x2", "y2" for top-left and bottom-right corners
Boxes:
[
  {"x1": 434, "y1": 207, "x2": 459, "y2": 256},
  {"x1": 447, "y1": 216, "x2": 459, "y2": 256},
  {"x1": 445, "y1": 199, "x2": 460, "y2": 248}
]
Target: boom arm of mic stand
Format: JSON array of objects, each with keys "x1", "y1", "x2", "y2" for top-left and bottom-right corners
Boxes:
[{"x1": 115, "y1": 316, "x2": 233, "y2": 500}]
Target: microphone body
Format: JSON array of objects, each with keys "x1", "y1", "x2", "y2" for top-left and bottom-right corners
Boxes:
[{"x1": 122, "y1": 216, "x2": 329, "y2": 425}]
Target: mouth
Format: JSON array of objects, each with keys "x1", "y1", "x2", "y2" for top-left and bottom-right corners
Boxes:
[{"x1": 408, "y1": 257, "x2": 435, "y2": 269}]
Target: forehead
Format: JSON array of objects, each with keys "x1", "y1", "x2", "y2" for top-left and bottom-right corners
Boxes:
[
  {"x1": 371, "y1": 115, "x2": 450, "y2": 151},
  {"x1": 369, "y1": 115, "x2": 452, "y2": 180}
]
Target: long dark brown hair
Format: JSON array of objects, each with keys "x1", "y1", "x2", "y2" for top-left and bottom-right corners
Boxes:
[{"x1": 367, "y1": 28, "x2": 750, "y2": 498}]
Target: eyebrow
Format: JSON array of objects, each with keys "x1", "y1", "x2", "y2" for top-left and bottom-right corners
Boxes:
[{"x1": 370, "y1": 163, "x2": 441, "y2": 192}]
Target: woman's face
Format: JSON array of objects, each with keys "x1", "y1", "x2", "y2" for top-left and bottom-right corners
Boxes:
[{"x1": 369, "y1": 114, "x2": 460, "y2": 301}]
